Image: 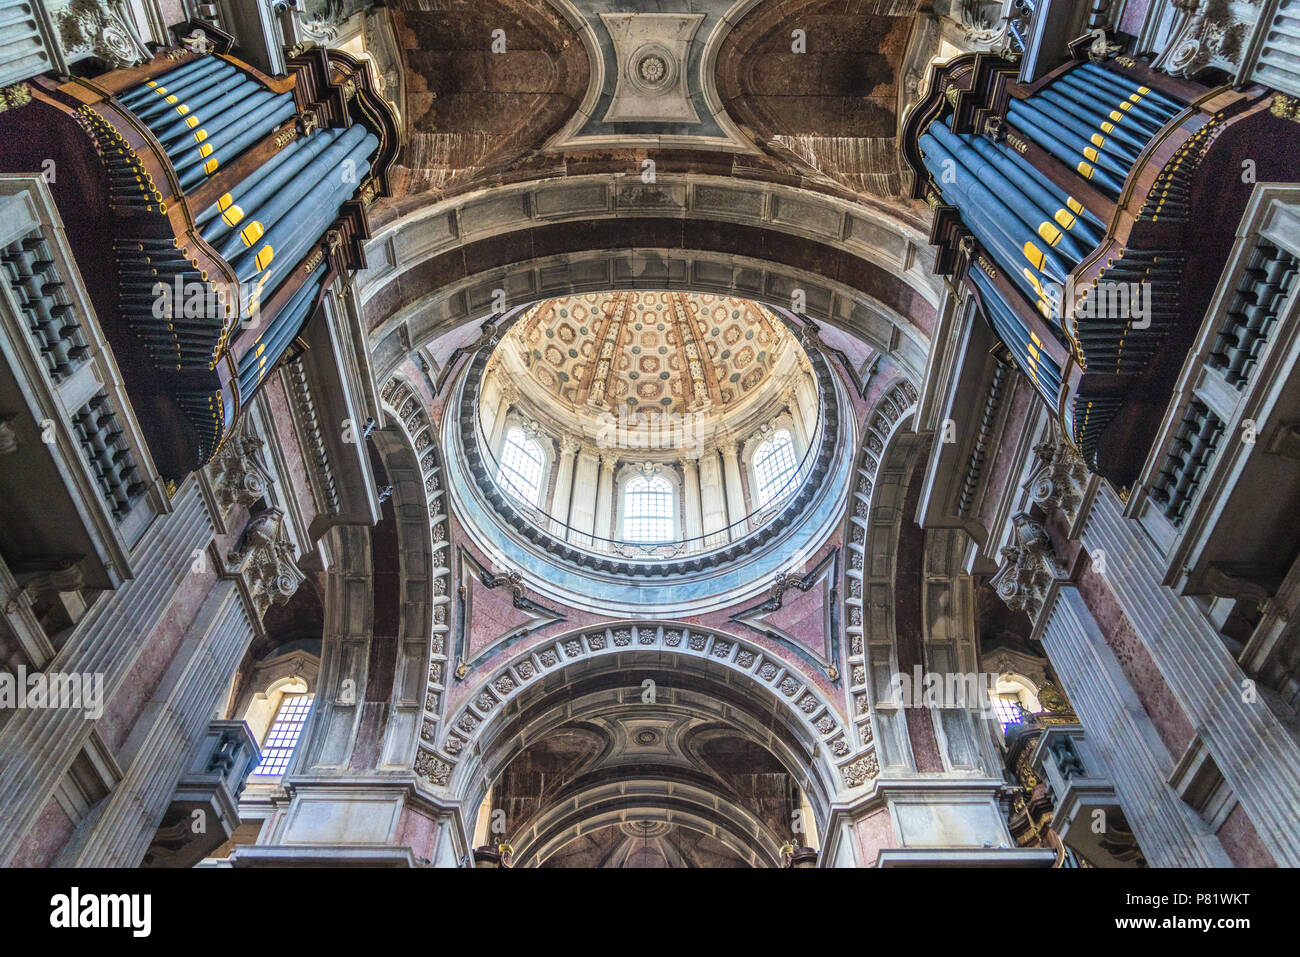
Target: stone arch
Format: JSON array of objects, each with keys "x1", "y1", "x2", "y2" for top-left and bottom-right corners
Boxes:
[
  {"x1": 356, "y1": 173, "x2": 940, "y2": 381},
  {"x1": 517, "y1": 777, "x2": 785, "y2": 867},
  {"x1": 292, "y1": 379, "x2": 449, "y2": 775},
  {"x1": 413, "y1": 621, "x2": 869, "y2": 828},
  {"x1": 840, "y1": 377, "x2": 922, "y2": 781}
]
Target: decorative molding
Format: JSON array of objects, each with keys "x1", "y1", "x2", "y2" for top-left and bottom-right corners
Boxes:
[
  {"x1": 418, "y1": 621, "x2": 860, "y2": 794},
  {"x1": 453, "y1": 547, "x2": 567, "y2": 673},
  {"x1": 1026, "y1": 428, "x2": 1090, "y2": 525},
  {"x1": 380, "y1": 375, "x2": 453, "y2": 763}
]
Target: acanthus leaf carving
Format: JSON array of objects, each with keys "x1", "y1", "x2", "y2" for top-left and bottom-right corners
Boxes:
[
  {"x1": 227, "y1": 507, "x2": 305, "y2": 620},
  {"x1": 989, "y1": 511, "x2": 1066, "y2": 620},
  {"x1": 210, "y1": 425, "x2": 274, "y2": 510}
]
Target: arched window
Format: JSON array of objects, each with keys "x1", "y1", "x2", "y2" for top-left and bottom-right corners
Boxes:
[
  {"x1": 623, "y1": 475, "x2": 674, "y2": 542},
  {"x1": 753, "y1": 429, "x2": 798, "y2": 507},
  {"x1": 496, "y1": 427, "x2": 544, "y2": 506},
  {"x1": 988, "y1": 675, "x2": 1042, "y2": 733},
  {"x1": 253, "y1": 691, "x2": 314, "y2": 776}
]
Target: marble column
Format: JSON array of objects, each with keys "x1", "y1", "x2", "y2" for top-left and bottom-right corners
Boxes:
[
  {"x1": 487, "y1": 384, "x2": 515, "y2": 454},
  {"x1": 569, "y1": 447, "x2": 600, "y2": 547},
  {"x1": 698, "y1": 451, "x2": 727, "y2": 547},
  {"x1": 1041, "y1": 585, "x2": 1231, "y2": 866},
  {"x1": 721, "y1": 439, "x2": 746, "y2": 540},
  {"x1": 1079, "y1": 489, "x2": 1300, "y2": 866},
  {"x1": 594, "y1": 454, "x2": 617, "y2": 545},
  {"x1": 682, "y1": 457, "x2": 704, "y2": 544},
  {"x1": 549, "y1": 437, "x2": 579, "y2": 538},
  {"x1": 786, "y1": 389, "x2": 810, "y2": 459}
]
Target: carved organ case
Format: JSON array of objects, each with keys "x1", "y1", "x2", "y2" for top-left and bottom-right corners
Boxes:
[
  {"x1": 901, "y1": 48, "x2": 1300, "y2": 487},
  {"x1": 0, "y1": 28, "x2": 398, "y2": 482}
]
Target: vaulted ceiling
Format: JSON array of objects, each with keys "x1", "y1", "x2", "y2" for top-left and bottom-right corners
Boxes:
[{"x1": 375, "y1": 0, "x2": 931, "y2": 225}]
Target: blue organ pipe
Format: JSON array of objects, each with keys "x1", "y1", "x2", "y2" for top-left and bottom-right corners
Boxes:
[
  {"x1": 1036, "y1": 87, "x2": 1150, "y2": 153},
  {"x1": 157, "y1": 88, "x2": 274, "y2": 160},
  {"x1": 921, "y1": 137, "x2": 1056, "y2": 311},
  {"x1": 151, "y1": 78, "x2": 265, "y2": 143},
  {"x1": 214, "y1": 126, "x2": 370, "y2": 261},
  {"x1": 133, "y1": 69, "x2": 246, "y2": 125},
  {"x1": 237, "y1": 276, "x2": 324, "y2": 391},
  {"x1": 230, "y1": 130, "x2": 378, "y2": 285},
  {"x1": 1059, "y1": 75, "x2": 1174, "y2": 131},
  {"x1": 972, "y1": 270, "x2": 1062, "y2": 397},
  {"x1": 1006, "y1": 101, "x2": 1128, "y2": 196},
  {"x1": 120, "y1": 57, "x2": 226, "y2": 108},
  {"x1": 1078, "y1": 63, "x2": 1183, "y2": 114},
  {"x1": 197, "y1": 134, "x2": 325, "y2": 235},
  {"x1": 239, "y1": 155, "x2": 376, "y2": 308},
  {"x1": 171, "y1": 91, "x2": 285, "y2": 174},
  {"x1": 1025, "y1": 97, "x2": 1141, "y2": 169},
  {"x1": 1035, "y1": 90, "x2": 1144, "y2": 164},
  {"x1": 937, "y1": 127, "x2": 1094, "y2": 265},
  {"x1": 1008, "y1": 100, "x2": 1131, "y2": 180},
  {"x1": 970, "y1": 267, "x2": 1062, "y2": 403},
  {"x1": 131, "y1": 62, "x2": 239, "y2": 121},
  {"x1": 1055, "y1": 72, "x2": 1165, "y2": 131},
  {"x1": 177, "y1": 95, "x2": 296, "y2": 191},
  {"x1": 923, "y1": 126, "x2": 1075, "y2": 286},
  {"x1": 967, "y1": 136, "x2": 1105, "y2": 246},
  {"x1": 238, "y1": 276, "x2": 319, "y2": 384}
]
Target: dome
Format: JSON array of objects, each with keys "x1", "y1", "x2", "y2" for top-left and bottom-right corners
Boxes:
[{"x1": 496, "y1": 292, "x2": 793, "y2": 419}]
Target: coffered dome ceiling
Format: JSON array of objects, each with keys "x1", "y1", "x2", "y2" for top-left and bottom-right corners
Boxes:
[{"x1": 498, "y1": 292, "x2": 796, "y2": 417}]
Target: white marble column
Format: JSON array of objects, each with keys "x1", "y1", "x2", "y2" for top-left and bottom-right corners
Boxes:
[
  {"x1": 682, "y1": 457, "x2": 704, "y2": 544},
  {"x1": 698, "y1": 451, "x2": 727, "y2": 547},
  {"x1": 569, "y1": 447, "x2": 600, "y2": 547},
  {"x1": 487, "y1": 383, "x2": 515, "y2": 454},
  {"x1": 1080, "y1": 488, "x2": 1300, "y2": 866},
  {"x1": 549, "y1": 437, "x2": 579, "y2": 538},
  {"x1": 594, "y1": 454, "x2": 617, "y2": 546},
  {"x1": 721, "y1": 439, "x2": 746, "y2": 540},
  {"x1": 786, "y1": 389, "x2": 810, "y2": 458},
  {"x1": 62, "y1": 584, "x2": 255, "y2": 866},
  {"x1": 1041, "y1": 585, "x2": 1230, "y2": 866}
]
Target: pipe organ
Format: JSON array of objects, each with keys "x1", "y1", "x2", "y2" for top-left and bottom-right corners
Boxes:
[
  {"x1": 0, "y1": 27, "x2": 397, "y2": 481},
  {"x1": 903, "y1": 50, "x2": 1300, "y2": 487}
]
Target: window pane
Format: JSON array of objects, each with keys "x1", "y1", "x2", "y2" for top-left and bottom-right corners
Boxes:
[
  {"x1": 624, "y1": 475, "x2": 674, "y2": 542},
  {"x1": 254, "y1": 693, "x2": 314, "y2": 776},
  {"x1": 496, "y1": 428, "x2": 544, "y2": 506},
  {"x1": 990, "y1": 694, "x2": 1024, "y2": 732},
  {"x1": 754, "y1": 430, "x2": 798, "y2": 507}
]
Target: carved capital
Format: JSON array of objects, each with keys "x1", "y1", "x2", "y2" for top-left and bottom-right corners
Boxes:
[
  {"x1": 990, "y1": 512, "x2": 1066, "y2": 620},
  {"x1": 1027, "y1": 432, "x2": 1089, "y2": 522},
  {"x1": 209, "y1": 425, "x2": 273, "y2": 510},
  {"x1": 227, "y1": 508, "x2": 304, "y2": 620}
]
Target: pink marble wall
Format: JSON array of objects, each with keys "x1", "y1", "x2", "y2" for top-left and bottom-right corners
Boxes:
[
  {"x1": 264, "y1": 376, "x2": 320, "y2": 534},
  {"x1": 395, "y1": 803, "x2": 441, "y2": 861},
  {"x1": 1074, "y1": 555, "x2": 1196, "y2": 758},
  {"x1": 851, "y1": 806, "x2": 897, "y2": 866},
  {"x1": 7, "y1": 795, "x2": 76, "y2": 867},
  {"x1": 1216, "y1": 803, "x2": 1275, "y2": 867}
]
